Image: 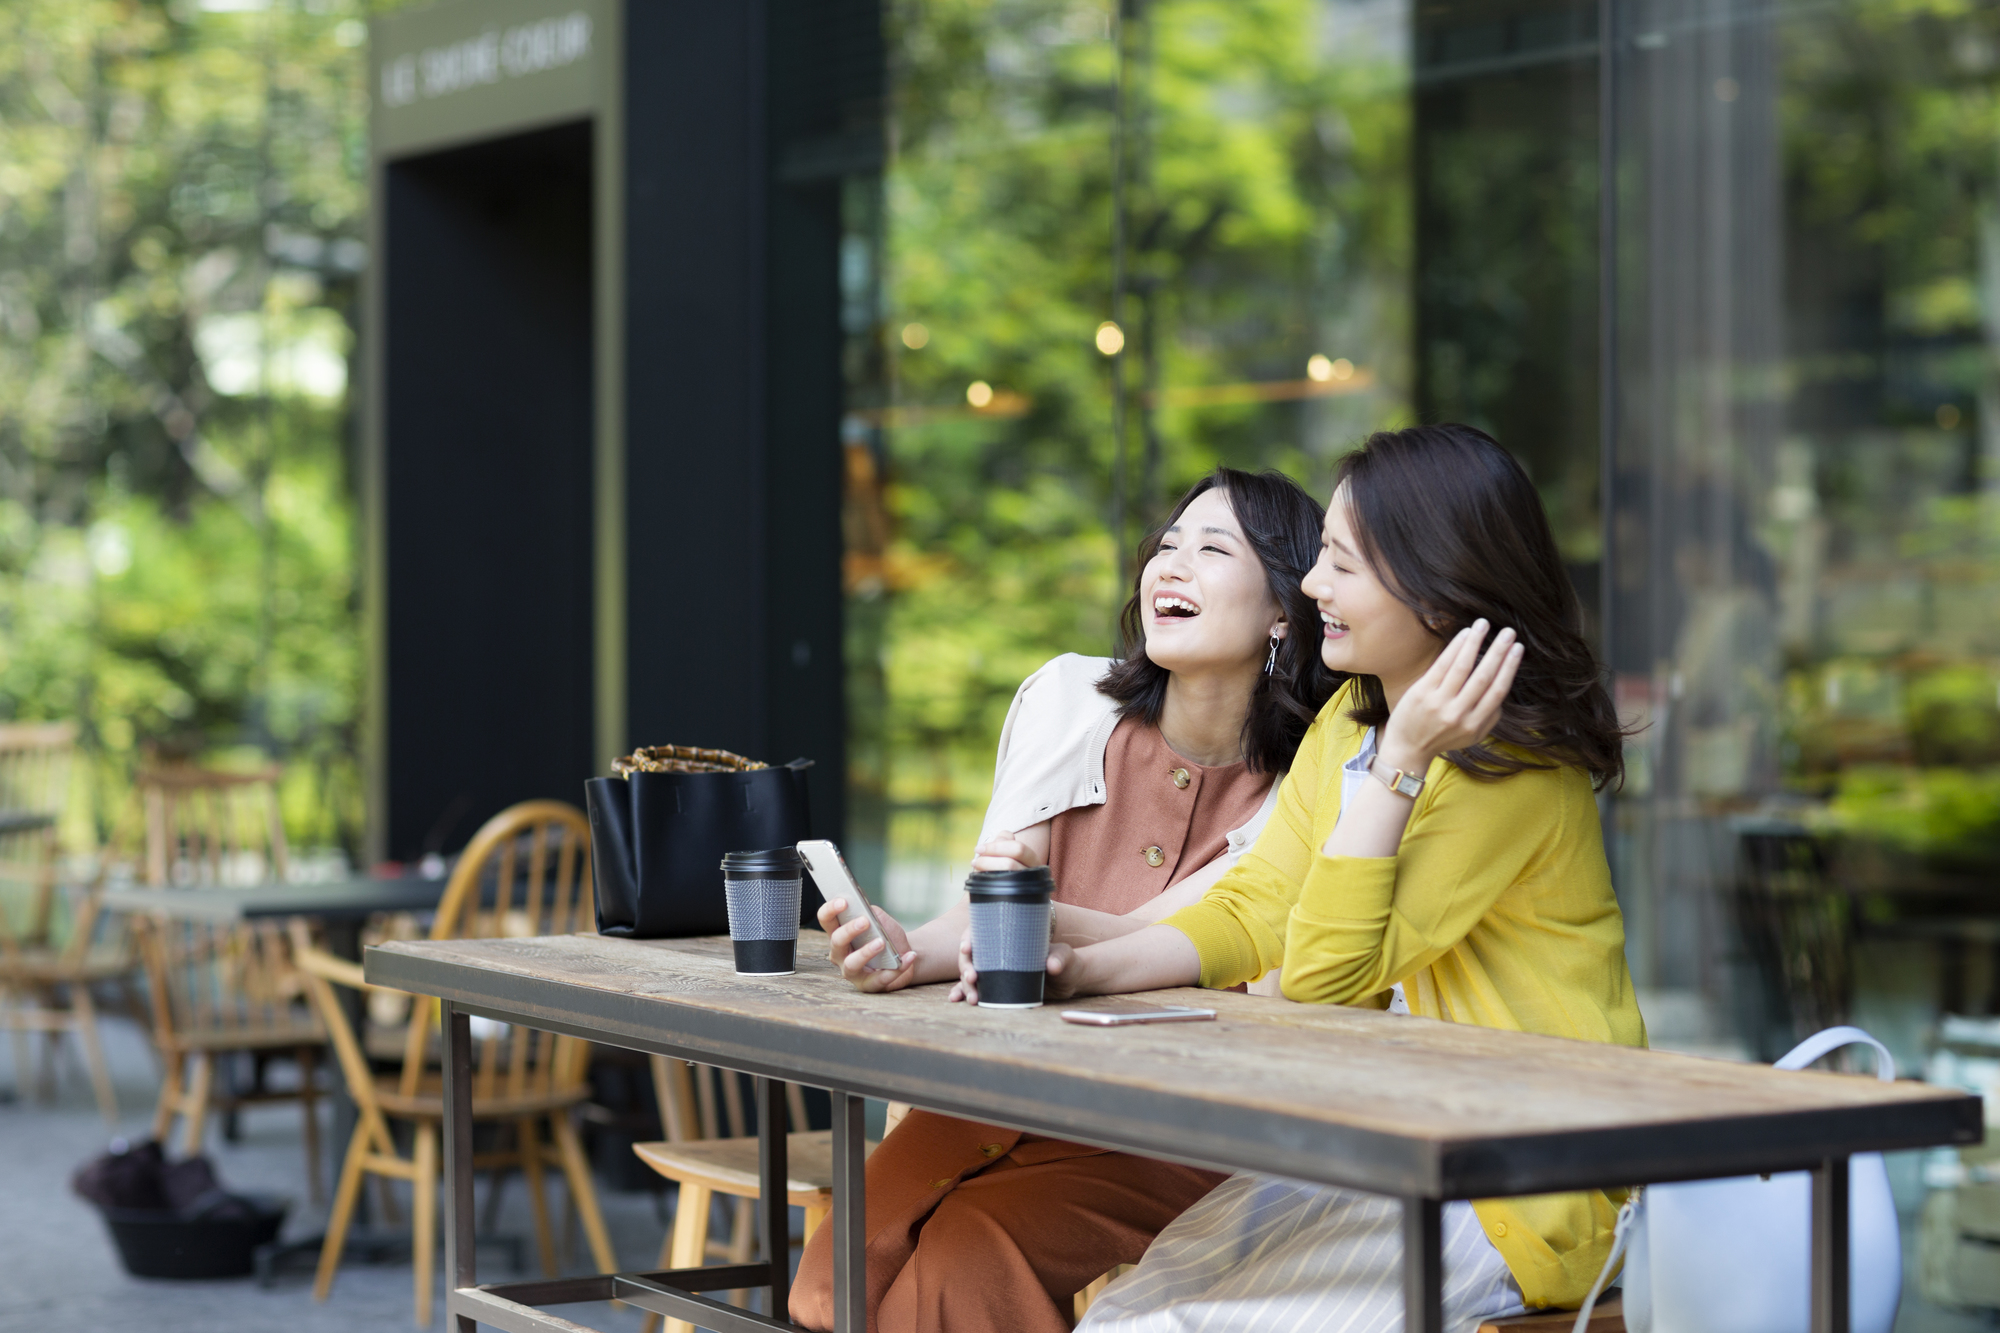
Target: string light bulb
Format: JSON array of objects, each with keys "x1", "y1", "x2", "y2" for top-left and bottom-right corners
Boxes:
[{"x1": 1095, "y1": 321, "x2": 1125, "y2": 356}]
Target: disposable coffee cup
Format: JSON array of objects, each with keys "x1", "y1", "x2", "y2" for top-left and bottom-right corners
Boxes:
[
  {"x1": 965, "y1": 866, "x2": 1054, "y2": 1009},
  {"x1": 720, "y1": 847, "x2": 804, "y2": 976}
]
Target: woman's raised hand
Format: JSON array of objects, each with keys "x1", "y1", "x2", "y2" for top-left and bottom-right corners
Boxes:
[
  {"x1": 818, "y1": 898, "x2": 919, "y2": 993},
  {"x1": 970, "y1": 829, "x2": 1044, "y2": 872},
  {"x1": 1379, "y1": 619, "x2": 1523, "y2": 770}
]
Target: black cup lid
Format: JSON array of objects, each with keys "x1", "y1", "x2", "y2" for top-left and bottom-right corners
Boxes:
[
  {"x1": 964, "y1": 866, "x2": 1054, "y2": 899},
  {"x1": 720, "y1": 847, "x2": 804, "y2": 874}
]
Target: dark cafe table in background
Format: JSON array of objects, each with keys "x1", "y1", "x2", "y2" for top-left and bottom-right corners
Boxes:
[
  {"x1": 0, "y1": 809, "x2": 55, "y2": 837},
  {"x1": 102, "y1": 872, "x2": 450, "y2": 964},
  {"x1": 367, "y1": 932, "x2": 1981, "y2": 1333}
]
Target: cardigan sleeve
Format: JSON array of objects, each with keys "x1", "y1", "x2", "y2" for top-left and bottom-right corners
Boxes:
[
  {"x1": 1278, "y1": 762, "x2": 1564, "y2": 1006},
  {"x1": 1158, "y1": 709, "x2": 1330, "y2": 989}
]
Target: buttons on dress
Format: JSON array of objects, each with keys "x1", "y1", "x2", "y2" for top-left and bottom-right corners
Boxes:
[
  {"x1": 1171, "y1": 767, "x2": 1191, "y2": 790},
  {"x1": 979, "y1": 1143, "x2": 1005, "y2": 1158},
  {"x1": 1491, "y1": 1221, "x2": 1508, "y2": 1238},
  {"x1": 1143, "y1": 846, "x2": 1165, "y2": 867}
]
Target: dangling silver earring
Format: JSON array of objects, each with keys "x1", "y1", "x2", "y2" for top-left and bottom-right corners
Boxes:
[{"x1": 1264, "y1": 634, "x2": 1280, "y2": 676}]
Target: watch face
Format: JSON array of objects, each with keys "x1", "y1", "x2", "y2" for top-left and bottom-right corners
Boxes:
[{"x1": 1394, "y1": 773, "x2": 1423, "y2": 797}]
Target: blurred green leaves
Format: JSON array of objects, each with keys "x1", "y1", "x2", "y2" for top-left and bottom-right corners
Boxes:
[{"x1": 0, "y1": 0, "x2": 370, "y2": 849}]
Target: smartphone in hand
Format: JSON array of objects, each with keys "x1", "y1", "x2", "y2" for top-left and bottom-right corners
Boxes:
[{"x1": 796, "y1": 839, "x2": 902, "y2": 971}]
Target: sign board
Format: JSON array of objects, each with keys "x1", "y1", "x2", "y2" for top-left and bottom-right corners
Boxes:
[{"x1": 371, "y1": 0, "x2": 609, "y2": 159}]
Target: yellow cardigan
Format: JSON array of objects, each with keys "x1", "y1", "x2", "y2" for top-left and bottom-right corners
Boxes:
[{"x1": 1161, "y1": 681, "x2": 1646, "y2": 1312}]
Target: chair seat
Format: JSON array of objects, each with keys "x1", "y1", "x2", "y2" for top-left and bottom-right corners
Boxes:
[
  {"x1": 1480, "y1": 1296, "x2": 1622, "y2": 1332},
  {"x1": 373, "y1": 1072, "x2": 592, "y2": 1122},
  {"x1": 168, "y1": 1020, "x2": 325, "y2": 1053},
  {"x1": 633, "y1": 1131, "x2": 879, "y2": 1207},
  {"x1": 0, "y1": 945, "x2": 133, "y2": 984}
]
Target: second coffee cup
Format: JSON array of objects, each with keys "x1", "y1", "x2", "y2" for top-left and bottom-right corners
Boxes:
[{"x1": 965, "y1": 866, "x2": 1054, "y2": 1008}]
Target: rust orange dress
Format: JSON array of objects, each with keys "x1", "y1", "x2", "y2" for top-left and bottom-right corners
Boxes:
[{"x1": 790, "y1": 718, "x2": 1272, "y2": 1333}]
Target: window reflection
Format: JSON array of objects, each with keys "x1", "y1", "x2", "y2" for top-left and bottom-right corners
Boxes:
[{"x1": 849, "y1": 0, "x2": 2000, "y2": 1075}]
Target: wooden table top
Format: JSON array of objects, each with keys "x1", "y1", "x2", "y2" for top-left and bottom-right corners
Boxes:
[{"x1": 367, "y1": 931, "x2": 1982, "y2": 1201}]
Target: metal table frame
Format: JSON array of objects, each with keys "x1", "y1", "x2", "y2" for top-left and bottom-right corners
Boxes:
[{"x1": 368, "y1": 942, "x2": 1979, "y2": 1333}]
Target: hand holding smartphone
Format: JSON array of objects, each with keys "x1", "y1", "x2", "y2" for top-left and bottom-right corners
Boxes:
[{"x1": 797, "y1": 839, "x2": 902, "y2": 971}]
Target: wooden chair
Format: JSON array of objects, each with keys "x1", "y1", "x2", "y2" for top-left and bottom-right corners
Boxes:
[
  {"x1": 0, "y1": 722, "x2": 126, "y2": 1122},
  {"x1": 129, "y1": 766, "x2": 323, "y2": 1193},
  {"x1": 294, "y1": 799, "x2": 616, "y2": 1326},
  {"x1": 632, "y1": 1059, "x2": 853, "y2": 1333}
]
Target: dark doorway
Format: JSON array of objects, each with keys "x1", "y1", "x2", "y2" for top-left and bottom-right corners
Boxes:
[{"x1": 383, "y1": 120, "x2": 595, "y2": 860}]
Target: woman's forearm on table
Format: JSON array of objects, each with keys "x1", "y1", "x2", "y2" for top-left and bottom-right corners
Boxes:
[
  {"x1": 1052, "y1": 902, "x2": 1153, "y2": 947},
  {"x1": 1065, "y1": 924, "x2": 1202, "y2": 996},
  {"x1": 903, "y1": 902, "x2": 970, "y2": 985}
]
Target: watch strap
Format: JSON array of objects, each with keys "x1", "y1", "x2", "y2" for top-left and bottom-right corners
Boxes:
[{"x1": 1370, "y1": 756, "x2": 1425, "y2": 799}]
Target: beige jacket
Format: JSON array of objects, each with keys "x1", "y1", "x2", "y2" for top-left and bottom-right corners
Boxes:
[{"x1": 976, "y1": 653, "x2": 1280, "y2": 858}]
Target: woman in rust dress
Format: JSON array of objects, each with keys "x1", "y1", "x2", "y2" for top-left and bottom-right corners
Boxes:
[{"x1": 790, "y1": 467, "x2": 1341, "y2": 1333}]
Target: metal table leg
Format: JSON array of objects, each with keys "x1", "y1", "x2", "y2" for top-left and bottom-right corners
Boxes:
[
  {"x1": 831, "y1": 1092, "x2": 867, "y2": 1333},
  {"x1": 1403, "y1": 1196, "x2": 1443, "y2": 1333},
  {"x1": 443, "y1": 1001, "x2": 478, "y2": 1333},
  {"x1": 756, "y1": 1077, "x2": 791, "y2": 1317},
  {"x1": 1812, "y1": 1155, "x2": 1851, "y2": 1333}
]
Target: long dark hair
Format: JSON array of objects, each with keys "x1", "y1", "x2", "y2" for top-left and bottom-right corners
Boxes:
[
  {"x1": 1336, "y1": 423, "x2": 1624, "y2": 790},
  {"x1": 1097, "y1": 468, "x2": 1343, "y2": 774}
]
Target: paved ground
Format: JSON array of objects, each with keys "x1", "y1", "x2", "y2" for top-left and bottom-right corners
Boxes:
[
  {"x1": 0, "y1": 1014, "x2": 679, "y2": 1333},
  {"x1": 1, "y1": 1011, "x2": 1993, "y2": 1332}
]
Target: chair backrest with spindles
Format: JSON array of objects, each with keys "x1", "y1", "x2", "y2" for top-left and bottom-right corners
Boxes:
[
  {"x1": 137, "y1": 766, "x2": 289, "y2": 888},
  {"x1": 400, "y1": 800, "x2": 595, "y2": 1104},
  {"x1": 0, "y1": 721, "x2": 77, "y2": 951},
  {"x1": 131, "y1": 766, "x2": 310, "y2": 1048},
  {"x1": 139, "y1": 910, "x2": 311, "y2": 1046}
]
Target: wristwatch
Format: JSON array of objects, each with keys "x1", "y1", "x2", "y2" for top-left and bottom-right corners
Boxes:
[{"x1": 1370, "y1": 756, "x2": 1425, "y2": 799}]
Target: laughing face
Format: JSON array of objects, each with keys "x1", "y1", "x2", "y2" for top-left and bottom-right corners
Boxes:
[
  {"x1": 1301, "y1": 483, "x2": 1440, "y2": 686},
  {"x1": 1140, "y1": 487, "x2": 1286, "y2": 678}
]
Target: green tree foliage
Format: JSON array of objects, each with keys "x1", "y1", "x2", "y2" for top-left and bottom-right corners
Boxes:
[{"x1": 0, "y1": 0, "x2": 370, "y2": 850}]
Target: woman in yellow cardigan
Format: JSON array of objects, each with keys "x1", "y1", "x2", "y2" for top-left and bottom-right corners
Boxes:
[{"x1": 973, "y1": 423, "x2": 1645, "y2": 1332}]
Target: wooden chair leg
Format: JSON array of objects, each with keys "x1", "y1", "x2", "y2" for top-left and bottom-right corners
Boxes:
[
  {"x1": 151, "y1": 1050, "x2": 182, "y2": 1143},
  {"x1": 802, "y1": 1204, "x2": 829, "y2": 1245},
  {"x1": 5, "y1": 998, "x2": 31, "y2": 1104},
  {"x1": 180, "y1": 1053, "x2": 213, "y2": 1156},
  {"x1": 72, "y1": 986, "x2": 118, "y2": 1126},
  {"x1": 550, "y1": 1109, "x2": 618, "y2": 1274},
  {"x1": 664, "y1": 1182, "x2": 713, "y2": 1333},
  {"x1": 724, "y1": 1195, "x2": 755, "y2": 1310},
  {"x1": 516, "y1": 1118, "x2": 560, "y2": 1277},
  {"x1": 297, "y1": 1046, "x2": 323, "y2": 1203},
  {"x1": 413, "y1": 1123, "x2": 438, "y2": 1328},
  {"x1": 315, "y1": 1120, "x2": 373, "y2": 1302}
]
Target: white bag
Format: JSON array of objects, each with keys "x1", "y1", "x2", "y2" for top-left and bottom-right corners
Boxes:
[{"x1": 1572, "y1": 1026, "x2": 1902, "y2": 1333}]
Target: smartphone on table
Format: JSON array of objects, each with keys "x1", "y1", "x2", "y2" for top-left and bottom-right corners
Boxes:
[
  {"x1": 796, "y1": 839, "x2": 902, "y2": 971},
  {"x1": 1060, "y1": 1001, "x2": 1217, "y2": 1027}
]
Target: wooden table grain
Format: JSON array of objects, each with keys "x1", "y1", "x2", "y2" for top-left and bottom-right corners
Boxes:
[{"x1": 366, "y1": 931, "x2": 1981, "y2": 1333}]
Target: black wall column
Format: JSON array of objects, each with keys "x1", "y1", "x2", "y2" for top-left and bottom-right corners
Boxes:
[{"x1": 621, "y1": 1, "x2": 860, "y2": 836}]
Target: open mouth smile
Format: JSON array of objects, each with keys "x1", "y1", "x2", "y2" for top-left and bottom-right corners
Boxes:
[
  {"x1": 1153, "y1": 594, "x2": 1201, "y2": 620},
  {"x1": 1321, "y1": 611, "x2": 1350, "y2": 638}
]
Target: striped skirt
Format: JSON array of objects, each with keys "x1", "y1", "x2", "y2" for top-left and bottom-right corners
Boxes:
[{"x1": 1075, "y1": 1173, "x2": 1526, "y2": 1333}]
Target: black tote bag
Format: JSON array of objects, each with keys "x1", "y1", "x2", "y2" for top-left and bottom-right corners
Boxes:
[{"x1": 587, "y1": 759, "x2": 816, "y2": 938}]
